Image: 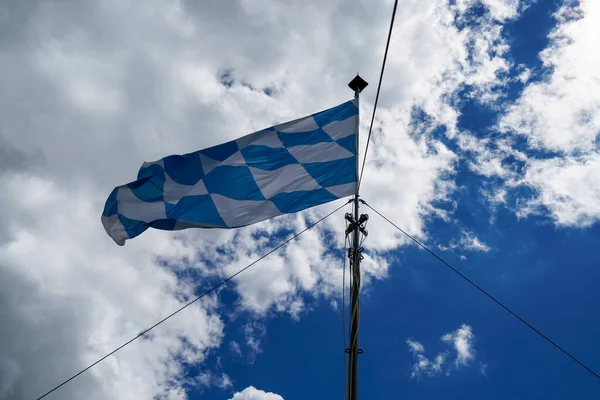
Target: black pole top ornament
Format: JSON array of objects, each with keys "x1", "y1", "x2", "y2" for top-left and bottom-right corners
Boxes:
[{"x1": 348, "y1": 74, "x2": 368, "y2": 93}]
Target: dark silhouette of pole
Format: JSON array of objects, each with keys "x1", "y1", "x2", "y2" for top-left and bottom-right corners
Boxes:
[{"x1": 347, "y1": 74, "x2": 368, "y2": 400}]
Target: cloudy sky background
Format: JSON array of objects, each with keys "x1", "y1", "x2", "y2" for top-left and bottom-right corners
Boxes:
[{"x1": 1, "y1": 0, "x2": 599, "y2": 399}]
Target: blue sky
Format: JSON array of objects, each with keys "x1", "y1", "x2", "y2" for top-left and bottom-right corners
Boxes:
[
  {"x1": 0, "y1": 1, "x2": 599, "y2": 400},
  {"x1": 192, "y1": 1, "x2": 600, "y2": 399}
]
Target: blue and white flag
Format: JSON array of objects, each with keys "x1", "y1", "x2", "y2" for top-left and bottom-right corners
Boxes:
[{"x1": 102, "y1": 99, "x2": 358, "y2": 245}]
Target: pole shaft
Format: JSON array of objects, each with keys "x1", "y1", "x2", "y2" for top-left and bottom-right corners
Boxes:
[{"x1": 347, "y1": 89, "x2": 362, "y2": 400}]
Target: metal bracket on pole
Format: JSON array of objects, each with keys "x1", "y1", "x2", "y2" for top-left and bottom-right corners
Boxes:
[{"x1": 345, "y1": 213, "x2": 369, "y2": 237}]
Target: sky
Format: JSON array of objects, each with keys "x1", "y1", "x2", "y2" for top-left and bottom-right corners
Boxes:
[{"x1": 0, "y1": 0, "x2": 599, "y2": 399}]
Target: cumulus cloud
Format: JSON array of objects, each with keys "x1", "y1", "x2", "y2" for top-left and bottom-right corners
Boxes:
[
  {"x1": 496, "y1": 1, "x2": 600, "y2": 226},
  {"x1": 409, "y1": 349, "x2": 447, "y2": 379},
  {"x1": 482, "y1": 0, "x2": 522, "y2": 22},
  {"x1": 517, "y1": 156, "x2": 600, "y2": 226},
  {"x1": 453, "y1": 0, "x2": 524, "y2": 22},
  {"x1": 500, "y1": 2, "x2": 599, "y2": 154},
  {"x1": 188, "y1": 372, "x2": 233, "y2": 390},
  {"x1": 442, "y1": 324, "x2": 476, "y2": 366},
  {"x1": 407, "y1": 324, "x2": 477, "y2": 378},
  {"x1": 439, "y1": 231, "x2": 491, "y2": 253},
  {"x1": 457, "y1": 133, "x2": 527, "y2": 180},
  {"x1": 0, "y1": 175, "x2": 224, "y2": 400},
  {"x1": 228, "y1": 386, "x2": 284, "y2": 400},
  {"x1": 407, "y1": 339, "x2": 425, "y2": 354},
  {"x1": 359, "y1": 0, "x2": 523, "y2": 247},
  {"x1": 444, "y1": 2, "x2": 600, "y2": 229},
  {"x1": 0, "y1": 0, "x2": 525, "y2": 398},
  {"x1": 406, "y1": 338, "x2": 446, "y2": 378}
]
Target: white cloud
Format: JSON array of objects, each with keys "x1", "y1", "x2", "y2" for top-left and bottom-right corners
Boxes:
[
  {"x1": 406, "y1": 339, "x2": 447, "y2": 378},
  {"x1": 407, "y1": 324, "x2": 477, "y2": 378},
  {"x1": 0, "y1": 174, "x2": 224, "y2": 400},
  {"x1": 0, "y1": 0, "x2": 524, "y2": 397},
  {"x1": 220, "y1": 374, "x2": 234, "y2": 389},
  {"x1": 243, "y1": 321, "x2": 266, "y2": 365},
  {"x1": 453, "y1": 0, "x2": 525, "y2": 23},
  {"x1": 442, "y1": 324, "x2": 476, "y2": 366},
  {"x1": 517, "y1": 65, "x2": 532, "y2": 83},
  {"x1": 500, "y1": 2, "x2": 600, "y2": 154},
  {"x1": 495, "y1": 1, "x2": 600, "y2": 227},
  {"x1": 229, "y1": 341, "x2": 242, "y2": 357},
  {"x1": 189, "y1": 372, "x2": 233, "y2": 390},
  {"x1": 457, "y1": 134, "x2": 527, "y2": 180},
  {"x1": 358, "y1": 0, "x2": 522, "y2": 250},
  {"x1": 411, "y1": 352, "x2": 448, "y2": 379},
  {"x1": 439, "y1": 231, "x2": 491, "y2": 253},
  {"x1": 518, "y1": 156, "x2": 600, "y2": 226},
  {"x1": 460, "y1": 233, "x2": 491, "y2": 252},
  {"x1": 407, "y1": 339, "x2": 425, "y2": 354},
  {"x1": 228, "y1": 386, "x2": 284, "y2": 400},
  {"x1": 35, "y1": 41, "x2": 127, "y2": 116},
  {"x1": 482, "y1": 0, "x2": 522, "y2": 22}
]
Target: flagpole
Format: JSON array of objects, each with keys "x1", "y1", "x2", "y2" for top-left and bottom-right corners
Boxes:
[{"x1": 347, "y1": 75, "x2": 368, "y2": 400}]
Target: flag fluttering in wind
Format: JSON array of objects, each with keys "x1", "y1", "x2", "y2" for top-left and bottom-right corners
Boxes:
[{"x1": 102, "y1": 99, "x2": 358, "y2": 245}]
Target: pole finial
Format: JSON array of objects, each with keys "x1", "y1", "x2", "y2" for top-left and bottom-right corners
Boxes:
[{"x1": 348, "y1": 74, "x2": 368, "y2": 94}]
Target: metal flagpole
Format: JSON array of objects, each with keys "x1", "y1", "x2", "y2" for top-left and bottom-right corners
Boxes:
[{"x1": 346, "y1": 75, "x2": 368, "y2": 400}]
